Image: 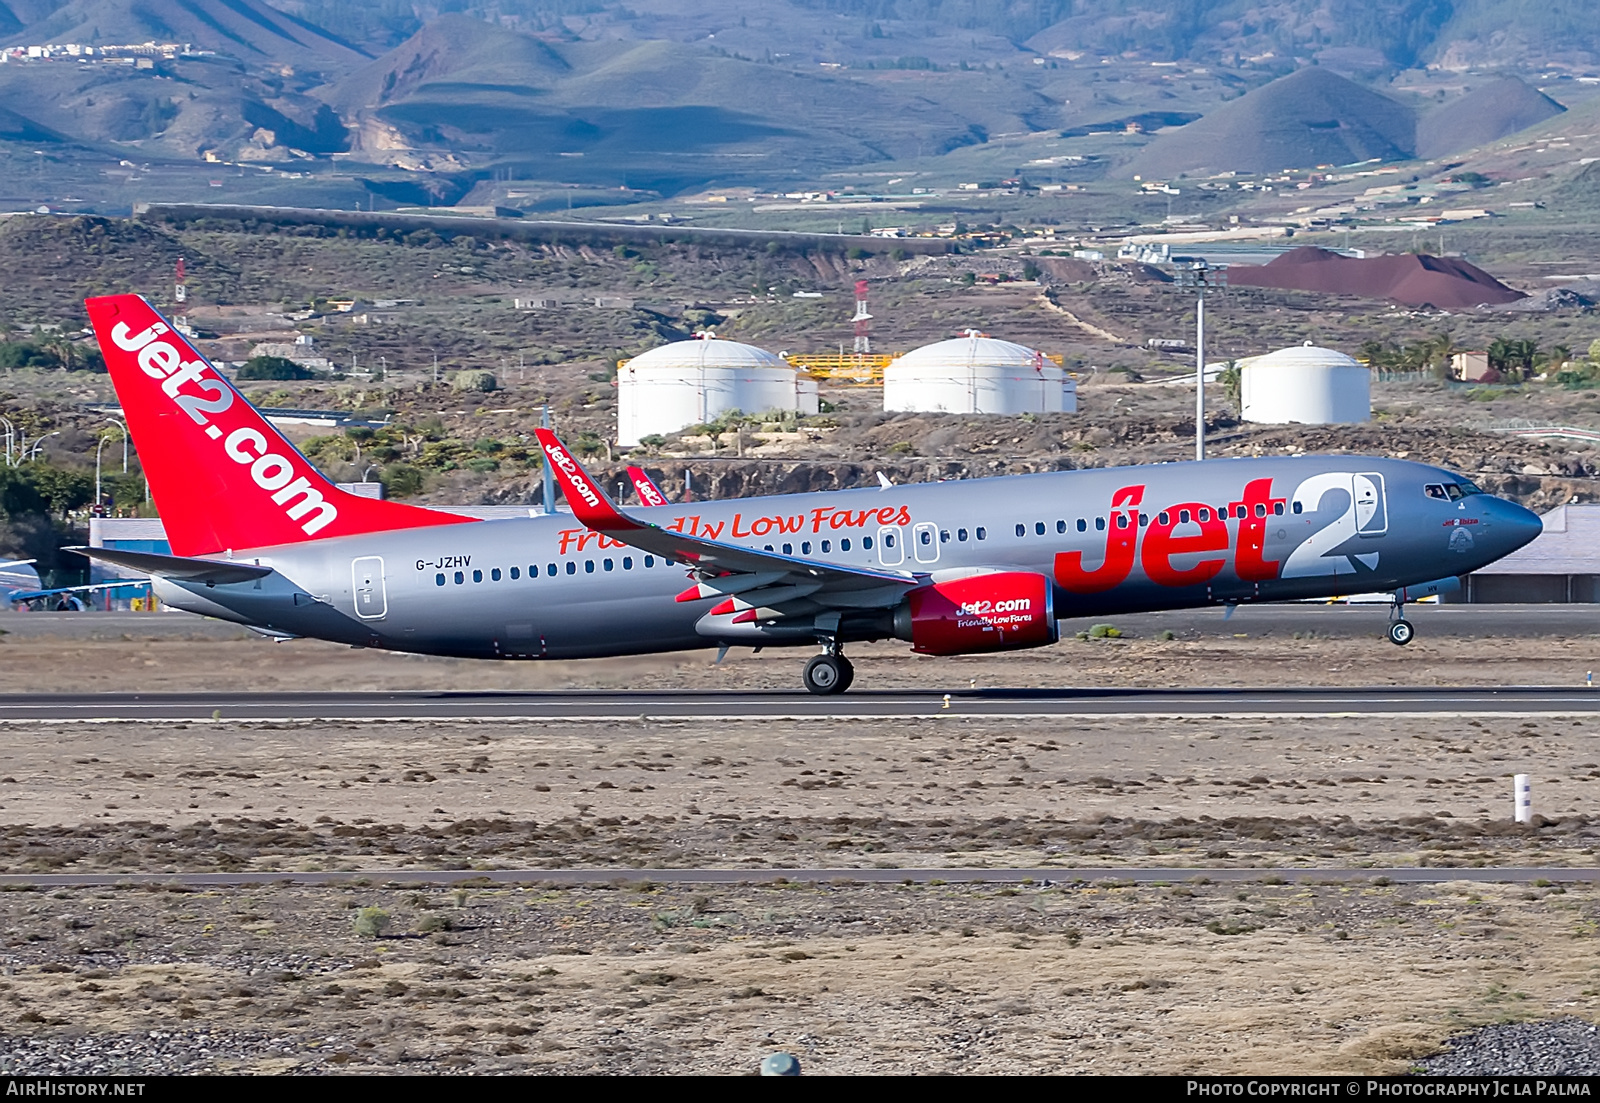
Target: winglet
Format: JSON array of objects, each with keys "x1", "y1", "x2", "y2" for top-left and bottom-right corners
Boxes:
[
  {"x1": 627, "y1": 465, "x2": 671, "y2": 508},
  {"x1": 533, "y1": 429, "x2": 641, "y2": 533}
]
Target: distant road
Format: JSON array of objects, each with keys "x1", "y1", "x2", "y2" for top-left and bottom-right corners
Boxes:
[
  {"x1": 0, "y1": 685, "x2": 1598, "y2": 721},
  {"x1": 0, "y1": 867, "x2": 1591, "y2": 888},
  {"x1": 2, "y1": 603, "x2": 1593, "y2": 642}
]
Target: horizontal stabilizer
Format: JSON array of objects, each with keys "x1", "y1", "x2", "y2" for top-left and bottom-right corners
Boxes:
[{"x1": 65, "y1": 546, "x2": 273, "y2": 585}]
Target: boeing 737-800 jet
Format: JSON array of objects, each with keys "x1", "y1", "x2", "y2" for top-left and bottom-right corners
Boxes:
[{"x1": 78, "y1": 294, "x2": 1541, "y2": 694}]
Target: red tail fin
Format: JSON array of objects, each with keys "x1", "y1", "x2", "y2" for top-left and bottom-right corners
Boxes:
[
  {"x1": 86, "y1": 294, "x2": 469, "y2": 556},
  {"x1": 626, "y1": 465, "x2": 670, "y2": 507}
]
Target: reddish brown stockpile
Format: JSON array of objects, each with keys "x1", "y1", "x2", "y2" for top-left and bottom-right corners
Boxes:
[{"x1": 1226, "y1": 247, "x2": 1525, "y2": 308}]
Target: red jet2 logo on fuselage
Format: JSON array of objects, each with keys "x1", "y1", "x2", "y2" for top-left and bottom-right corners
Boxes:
[{"x1": 1055, "y1": 476, "x2": 1341, "y2": 593}]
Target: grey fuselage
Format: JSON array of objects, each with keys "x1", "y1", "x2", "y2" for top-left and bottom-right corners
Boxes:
[{"x1": 153, "y1": 455, "x2": 1542, "y2": 659}]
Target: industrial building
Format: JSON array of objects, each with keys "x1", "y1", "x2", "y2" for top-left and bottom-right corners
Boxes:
[
  {"x1": 616, "y1": 335, "x2": 819, "y2": 447},
  {"x1": 882, "y1": 332, "x2": 1077, "y2": 415},
  {"x1": 1240, "y1": 342, "x2": 1370, "y2": 425}
]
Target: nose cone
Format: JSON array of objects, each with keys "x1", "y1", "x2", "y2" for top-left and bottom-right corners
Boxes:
[{"x1": 1484, "y1": 496, "x2": 1543, "y2": 556}]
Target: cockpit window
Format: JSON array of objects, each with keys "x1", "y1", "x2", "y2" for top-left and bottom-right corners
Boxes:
[
  {"x1": 1456, "y1": 480, "x2": 1485, "y2": 496},
  {"x1": 1424, "y1": 484, "x2": 1448, "y2": 500},
  {"x1": 1445, "y1": 484, "x2": 1463, "y2": 501}
]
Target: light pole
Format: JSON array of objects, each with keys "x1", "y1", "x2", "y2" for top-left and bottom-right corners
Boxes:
[
  {"x1": 104, "y1": 416, "x2": 127, "y2": 472},
  {"x1": 1175, "y1": 260, "x2": 1227, "y2": 462},
  {"x1": 95, "y1": 434, "x2": 112, "y2": 508},
  {"x1": 0, "y1": 415, "x2": 14, "y2": 466},
  {"x1": 26, "y1": 431, "x2": 58, "y2": 462}
]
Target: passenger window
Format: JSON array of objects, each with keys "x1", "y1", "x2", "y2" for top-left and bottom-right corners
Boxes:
[
  {"x1": 1198, "y1": 508, "x2": 1209, "y2": 522},
  {"x1": 1139, "y1": 513, "x2": 1148, "y2": 526},
  {"x1": 491, "y1": 568, "x2": 502, "y2": 582},
  {"x1": 1034, "y1": 521, "x2": 1046, "y2": 536},
  {"x1": 822, "y1": 540, "x2": 832, "y2": 553},
  {"x1": 841, "y1": 538, "x2": 852, "y2": 551},
  {"x1": 1424, "y1": 484, "x2": 1448, "y2": 501},
  {"x1": 1077, "y1": 519, "x2": 1087, "y2": 532},
  {"x1": 1096, "y1": 517, "x2": 1106, "y2": 531},
  {"x1": 510, "y1": 567, "x2": 520, "y2": 580},
  {"x1": 623, "y1": 557, "x2": 633, "y2": 570},
  {"x1": 645, "y1": 555, "x2": 655, "y2": 568},
  {"x1": 764, "y1": 544, "x2": 773, "y2": 551},
  {"x1": 782, "y1": 543, "x2": 792, "y2": 555},
  {"x1": 473, "y1": 569, "x2": 483, "y2": 583},
  {"x1": 1254, "y1": 503, "x2": 1266, "y2": 518},
  {"x1": 1115, "y1": 515, "x2": 1128, "y2": 530},
  {"x1": 919, "y1": 530, "x2": 932, "y2": 545},
  {"x1": 1015, "y1": 523, "x2": 1026, "y2": 538},
  {"x1": 454, "y1": 571, "x2": 464, "y2": 585},
  {"x1": 863, "y1": 536, "x2": 874, "y2": 550},
  {"x1": 1292, "y1": 501, "x2": 1303, "y2": 514},
  {"x1": 940, "y1": 530, "x2": 950, "y2": 543},
  {"x1": 976, "y1": 528, "x2": 986, "y2": 540},
  {"x1": 883, "y1": 533, "x2": 895, "y2": 548},
  {"x1": 585, "y1": 560, "x2": 595, "y2": 573},
  {"x1": 1179, "y1": 509, "x2": 1190, "y2": 524},
  {"x1": 1273, "y1": 502, "x2": 1284, "y2": 515},
  {"x1": 802, "y1": 541, "x2": 811, "y2": 554},
  {"x1": 1056, "y1": 520, "x2": 1067, "y2": 534},
  {"x1": 565, "y1": 561, "x2": 575, "y2": 575},
  {"x1": 957, "y1": 529, "x2": 968, "y2": 541},
  {"x1": 1158, "y1": 512, "x2": 1170, "y2": 525},
  {"x1": 603, "y1": 558, "x2": 614, "y2": 571},
  {"x1": 436, "y1": 573, "x2": 445, "y2": 587},
  {"x1": 548, "y1": 563, "x2": 558, "y2": 576}
]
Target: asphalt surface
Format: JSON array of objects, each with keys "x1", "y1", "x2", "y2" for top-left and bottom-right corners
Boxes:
[
  {"x1": 0, "y1": 685, "x2": 1598, "y2": 721},
  {"x1": 3, "y1": 602, "x2": 1599, "y2": 640},
  {"x1": 0, "y1": 867, "x2": 1591, "y2": 888}
]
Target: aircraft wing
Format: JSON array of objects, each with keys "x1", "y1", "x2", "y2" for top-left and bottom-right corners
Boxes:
[
  {"x1": 0, "y1": 559, "x2": 37, "y2": 572},
  {"x1": 64, "y1": 546, "x2": 273, "y2": 586},
  {"x1": 535, "y1": 430, "x2": 922, "y2": 621},
  {"x1": 627, "y1": 465, "x2": 671, "y2": 507}
]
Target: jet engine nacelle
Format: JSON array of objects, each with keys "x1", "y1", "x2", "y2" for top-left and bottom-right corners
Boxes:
[{"x1": 893, "y1": 571, "x2": 1058, "y2": 656}]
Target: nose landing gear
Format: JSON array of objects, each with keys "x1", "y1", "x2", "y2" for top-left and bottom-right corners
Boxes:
[
  {"x1": 802, "y1": 639, "x2": 855, "y2": 695},
  {"x1": 1387, "y1": 594, "x2": 1415, "y2": 647}
]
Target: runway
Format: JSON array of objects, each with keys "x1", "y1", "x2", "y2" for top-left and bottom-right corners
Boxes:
[
  {"x1": 0, "y1": 685, "x2": 1598, "y2": 721},
  {"x1": 0, "y1": 867, "x2": 1592, "y2": 887}
]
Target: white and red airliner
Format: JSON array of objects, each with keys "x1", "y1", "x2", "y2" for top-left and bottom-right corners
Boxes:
[{"x1": 77, "y1": 294, "x2": 1539, "y2": 693}]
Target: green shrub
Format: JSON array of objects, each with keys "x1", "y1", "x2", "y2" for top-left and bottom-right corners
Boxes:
[
  {"x1": 237, "y1": 355, "x2": 316, "y2": 381},
  {"x1": 352, "y1": 907, "x2": 391, "y2": 938},
  {"x1": 450, "y1": 369, "x2": 497, "y2": 393}
]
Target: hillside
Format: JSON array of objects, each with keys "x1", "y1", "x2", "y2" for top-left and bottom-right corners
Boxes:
[
  {"x1": 1119, "y1": 67, "x2": 1415, "y2": 179},
  {"x1": 3, "y1": 0, "x2": 368, "y2": 72},
  {"x1": 1416, "y1": 76, "x2": 1567, "y2": 160}
]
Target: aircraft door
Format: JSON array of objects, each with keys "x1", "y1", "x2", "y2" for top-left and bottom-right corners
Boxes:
[
  {"x1": 877, "y1": 526, "x2": 905, "y2": 566},
  {"x1": 1353, "y1": 473, "x2": 1387, "y2": 535},
  {"x1": 912, "y1": 521, "x2": 940, "y2": 564},
  {"x1": 352, "y1": 556, "x2": 387, "y2": 619}
]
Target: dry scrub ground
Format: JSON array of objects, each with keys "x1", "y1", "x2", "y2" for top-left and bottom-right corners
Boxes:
[
  {"x1": 0, "y1": 630, "x2": 1597, "y2": 1073},
  {"x1": 2, "y1": 878, "x2": 1598, "y2": 1075}
]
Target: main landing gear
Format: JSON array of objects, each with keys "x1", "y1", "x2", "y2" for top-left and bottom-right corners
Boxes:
[{"x1": 803, "y1": 640, "x2": 855, "y2": 695}]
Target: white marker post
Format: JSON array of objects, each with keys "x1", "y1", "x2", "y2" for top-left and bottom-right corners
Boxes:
[{"x1": 1514, "y1": 774, "x2": 1532, "y2": 824}]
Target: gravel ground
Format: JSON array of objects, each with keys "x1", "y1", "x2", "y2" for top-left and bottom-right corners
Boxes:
[{"x1": 1420, "y1": 1018, "x2": 1600, "y2": 1076}]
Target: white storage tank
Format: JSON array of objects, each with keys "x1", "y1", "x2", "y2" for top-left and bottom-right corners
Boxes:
[
  {"x1": 883, "y1": 331, "x2": 1076, "y2": 414},
  {"x1": 1239, "y1": 342, "x2": 1370, "y2": 425},
  {"x1": 617, "y1": 335, "x2": 819, "y2": 446}
]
